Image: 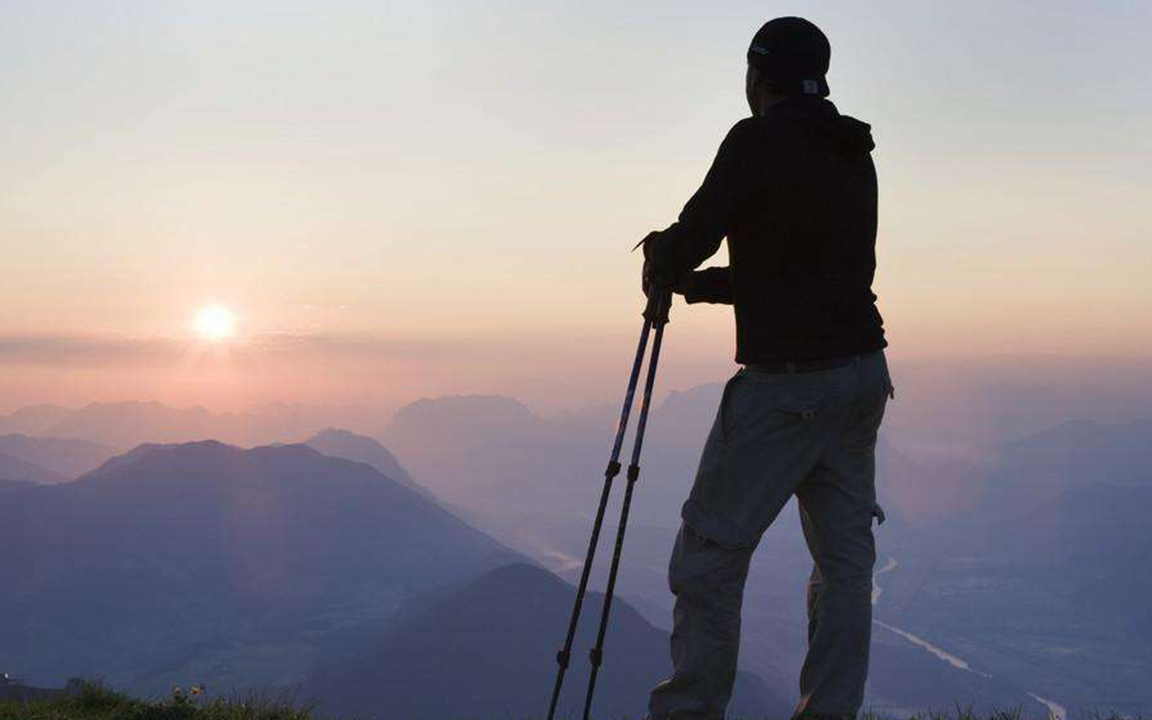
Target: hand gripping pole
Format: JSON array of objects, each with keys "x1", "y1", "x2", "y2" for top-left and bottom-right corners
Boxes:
[{"x1": 545, "y1": 289, "x2": 671, "y2": 720}]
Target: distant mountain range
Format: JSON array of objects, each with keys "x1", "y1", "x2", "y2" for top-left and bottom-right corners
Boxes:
[
  {"x1": 302, "y1": 562, "x2": 790, "y2": 720},
  {"x1": 0, "y1": 401, "x2": 388, "y2": 449},
  {"x1": 0, "y1": 404, "x2": 72, "y2": 436},
  {"x1": 0, "y1": 441, "x2": 517, "y2": 693},
  {"x1": 0, "y1": 434, "x2": 117, "y2": 481}
]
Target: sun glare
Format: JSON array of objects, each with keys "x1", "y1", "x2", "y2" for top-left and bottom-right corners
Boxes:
[{"x1": 194, "y1": 305, "x2": 237, "y2": 341}]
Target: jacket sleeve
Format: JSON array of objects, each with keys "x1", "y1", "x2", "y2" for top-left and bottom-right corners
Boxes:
[
  {"x1": 644, "y1": 119, "x2": 755, "y2": 279},
  {"x1": 682, "y1": 267, "x2": 734, "y2": 305}
]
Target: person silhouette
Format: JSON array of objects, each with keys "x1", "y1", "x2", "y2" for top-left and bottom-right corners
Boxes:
[{"x1": 640, "y1": 17, "x2": 892, "y2": 720}]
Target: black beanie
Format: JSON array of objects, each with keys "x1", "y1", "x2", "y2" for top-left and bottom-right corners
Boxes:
[{"x1": 747, "y1": 17, "x2": 831, "y2": 97}]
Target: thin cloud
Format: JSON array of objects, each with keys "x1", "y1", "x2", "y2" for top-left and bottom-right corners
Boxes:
[
  {"x1": 0, "y1": 334, "x2": 180, "y2": 365},
  {"x1": 0, "y1": 332, "x2": 470, "y2": 367},
  {"x1": 243, "y1": 332, "x2": 460, "y2": 360}
]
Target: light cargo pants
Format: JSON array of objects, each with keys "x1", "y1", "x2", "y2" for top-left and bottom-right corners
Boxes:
[{"x1": 648, "y1": 350, "x2": 892, "y2": 720}]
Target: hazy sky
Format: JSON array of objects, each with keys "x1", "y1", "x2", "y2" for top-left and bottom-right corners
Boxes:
[{"x1": 1, "y1": 0, "x2": 1149, "y2": 411}]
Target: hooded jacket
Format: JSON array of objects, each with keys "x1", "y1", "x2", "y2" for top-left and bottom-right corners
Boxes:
[{"x1": 644, "y1": 96, "x2": 886, "y2": 362}]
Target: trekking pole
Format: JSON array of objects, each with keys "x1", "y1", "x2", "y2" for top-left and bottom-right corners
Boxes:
[
  {"x1": 545, "y1": 292, "x2": 661, "y2": 720},
  {"x1": 543, "y1": 286, "x2": 672, "y2": 718},
  {"x1": 580, "y1": 288, "x2": 670, "y2": 720}
]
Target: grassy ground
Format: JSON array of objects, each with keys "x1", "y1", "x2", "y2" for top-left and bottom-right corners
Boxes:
[
  {"x1": 0, "y1": 682, "x2": 318, "y2": 720},
  {"x1": 0, "y1": 683, "x2": 1137, "y2": 720}
]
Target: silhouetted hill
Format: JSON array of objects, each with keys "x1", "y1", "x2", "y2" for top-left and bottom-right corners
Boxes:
[
  {"x1": 0, "y1": 434, "x2": 118, "y2": 480},
  {"x1": 0, "y1": 441, "x2": 519, "y2": 693},
  {"x1": 303, "y1": 428, "x2": 426, "y2": 496},
  {"x1": 302, "y1": 562, "x2": 789, "y2": 720}
]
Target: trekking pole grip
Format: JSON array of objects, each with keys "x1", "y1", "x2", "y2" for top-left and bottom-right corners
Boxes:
[{"x1": 643, "y1": 286, "x2": 672, "y2": 326}]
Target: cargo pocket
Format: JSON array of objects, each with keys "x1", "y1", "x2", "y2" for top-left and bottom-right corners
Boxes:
[
  {"x1": 768, "y1": 388, "x2": 828, "y2": 425},
  {"x1": 743, "y1": 380, "x2": 830, "y2": 443},
  {"x1": 721, "y1": 373, "x2": 829, "y2": 442}
]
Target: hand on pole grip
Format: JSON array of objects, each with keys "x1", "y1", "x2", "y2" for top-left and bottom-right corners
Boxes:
[{"x1": 643, "y1": 286, "x2": 672, "y2": 325}]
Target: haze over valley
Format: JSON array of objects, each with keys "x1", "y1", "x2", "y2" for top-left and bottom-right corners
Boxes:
[{"x1": 2, "y1": 353, "x2": 1150, "y2": 716}]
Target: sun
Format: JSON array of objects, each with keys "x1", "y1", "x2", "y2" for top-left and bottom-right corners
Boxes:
[{"x1": 194, "y1": 305, "x2": 237, "y2": 341}]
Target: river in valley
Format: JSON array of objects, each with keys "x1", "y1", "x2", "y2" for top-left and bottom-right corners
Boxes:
[{"x1": 871, "y1": 557, "x2": 1067, "y2": 720}]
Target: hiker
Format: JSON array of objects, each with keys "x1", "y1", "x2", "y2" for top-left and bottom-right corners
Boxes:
[{"x1": 640, "y1": 17, "x2": 891, "y2": 720}]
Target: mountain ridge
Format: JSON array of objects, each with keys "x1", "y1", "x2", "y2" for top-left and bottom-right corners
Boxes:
[{"x1": 0, "y1": 440, "x2": 520, "y2": 694}]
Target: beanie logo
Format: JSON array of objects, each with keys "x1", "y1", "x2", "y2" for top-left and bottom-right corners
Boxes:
[
  {"x1": 749, "y1": 44, "x2": 770, "y2": 56},
  {"x1": 802, "y1": 79, "x2": 820, "y2": 94}
]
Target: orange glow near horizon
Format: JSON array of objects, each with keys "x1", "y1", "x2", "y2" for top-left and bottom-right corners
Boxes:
[{"x1": 0, "y1": 2, "x2": 1149, "y2": 412}]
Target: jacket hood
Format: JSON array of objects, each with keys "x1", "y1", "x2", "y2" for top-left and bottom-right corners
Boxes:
[
  {"x1": 773, "y1": 98, "x2": 875, "y2": 155},
  {"x1": 823, "y1": 114, "x2": 875, "y2": 155}
]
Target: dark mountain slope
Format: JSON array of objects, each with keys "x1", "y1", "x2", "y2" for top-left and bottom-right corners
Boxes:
[{"x1": 303, "y1": 562, "x2": 789, "y2": 720}]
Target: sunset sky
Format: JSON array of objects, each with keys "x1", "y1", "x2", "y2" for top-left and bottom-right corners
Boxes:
[{"x1": 1, "y1": 0, "x2": 1149, "y2": 412}]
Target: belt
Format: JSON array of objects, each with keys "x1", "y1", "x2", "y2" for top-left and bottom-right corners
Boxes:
[{"x1": 744, "y1": 352, "x2": 868, "y2": 375}]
